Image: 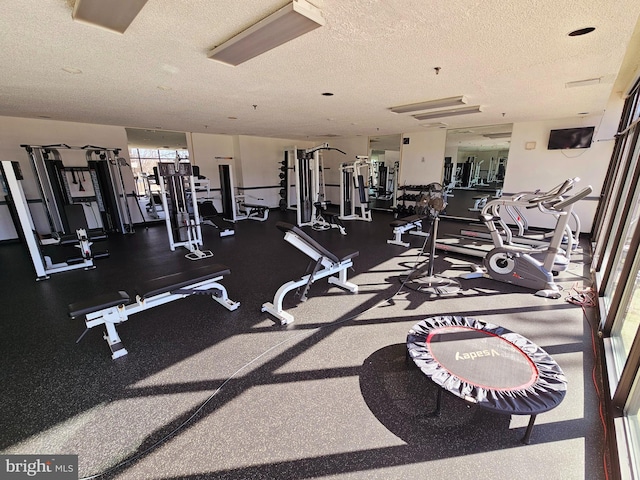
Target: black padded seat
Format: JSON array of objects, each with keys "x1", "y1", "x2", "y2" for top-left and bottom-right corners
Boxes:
[
  {"x1": 390, "y1": 214, "x2": 425, "y2": 227},
  {"x1": 137, "y1": 264, "x2": 230, "y2": 299},
  {"x1": 58, "y1": 228, "x2": 107, "y2": 245},
  {"x1": 332, "y1": 249, "x2": 359, "y2": 263},
  {"x1": 69, "y1": 291, "x2": 130, "y2": 319},
  {"x1": 58, "y1": 234, "x2": 80, "y2": 246},
  {"x1": 86, "y1": 228, "x2": 108, "y2": 241}
]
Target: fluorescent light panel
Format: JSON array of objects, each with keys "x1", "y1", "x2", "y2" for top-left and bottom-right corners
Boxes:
[
  {"x1": 72, "y1": 0, "x2": 149, "y2": 34},
  {"x1": 390, "y1": 96, "x2": 467, "y2": 114},
  {"x1": 208, "y1": 0, "x2": 324, "y2": 66},
  {"x1": 565, "y1": 77, "x2": 601, "y2": 88},
  {"x1": 412, "y1": 105, "x2": 482, "y2": 120}
]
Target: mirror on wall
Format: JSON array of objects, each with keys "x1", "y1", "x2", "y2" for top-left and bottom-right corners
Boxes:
[
  {"x1": 442, "y1": 124, "x2": 512, "y2": 219},
  {"x1": 368, "y1": 134, "x2": 401, "y2": 211}
]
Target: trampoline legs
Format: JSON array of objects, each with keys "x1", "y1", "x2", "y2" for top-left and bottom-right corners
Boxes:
[
  {"x1": 421, "y1": 389, "x2": 442, "y2": 418},
  {"x1": 433, "y1": 389, "x2": 443, "y2": 416},
  {"x1": 521, "y1": 414, "x2": 537, "y2": 445}
]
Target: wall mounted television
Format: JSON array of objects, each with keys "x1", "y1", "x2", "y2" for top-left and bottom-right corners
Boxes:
[{"x1": 547, "y1": 126, "x2": 595, "y2": 150}]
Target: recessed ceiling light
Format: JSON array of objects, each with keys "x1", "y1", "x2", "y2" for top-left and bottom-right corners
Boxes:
[
  {"x1": 321, "y1": 92, "x2": 334, "y2": 96},
  {"x1": 62, "y1": 67, "x2": 83, "y2": 74},
  {"x1": 578, "y1": 112, "x2": 590, "y2": 115},
  {"x1": 568, "y1": 27, "x2": 595, "y2": 37}
]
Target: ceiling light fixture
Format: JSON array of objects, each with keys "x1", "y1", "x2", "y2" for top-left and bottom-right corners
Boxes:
[
  {"x1": 412, "y1": 105, "x2": 483, "y2": 120},
  {"x1": 390, "y1": 96, "x2": 467, "y2": 114},
  {"x1": 72, "y1": 0, "x2": 149, "y2": 34},
  {"x1": 62, "y1": 67, "x2": 82, "y2": 74},
  {"x1": 483, "y1": 132, "x2": 512, "y2": 139},
  {"x1": 208, "y1": 0, "x2": 324, "y2": 66},
  {"x1": 565, "y1": 77, "x2": 601, "y2": 88}
]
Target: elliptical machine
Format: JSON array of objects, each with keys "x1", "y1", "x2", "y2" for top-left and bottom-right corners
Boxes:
[{"x1": 482, "y1": 184, "x2": 592, "y2": 297}]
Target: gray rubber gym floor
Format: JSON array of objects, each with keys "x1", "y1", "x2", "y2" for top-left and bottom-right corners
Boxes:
[{"x1": 0, "y1": 210, "x2": 606, "y2": 480}]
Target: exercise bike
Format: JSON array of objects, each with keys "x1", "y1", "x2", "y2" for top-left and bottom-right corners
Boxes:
[{"x1": 482, "y1": 184, "x2": 592, "y2": 297}]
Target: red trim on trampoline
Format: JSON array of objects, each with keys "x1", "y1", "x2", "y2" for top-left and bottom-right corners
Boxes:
[{"x1": 426, "y1": 326, "x2": 539, "y2": 392}]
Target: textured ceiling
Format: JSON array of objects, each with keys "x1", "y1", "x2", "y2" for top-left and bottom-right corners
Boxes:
[{"x1": 1, "y1": 0, "x2": 639, "y2": 143}]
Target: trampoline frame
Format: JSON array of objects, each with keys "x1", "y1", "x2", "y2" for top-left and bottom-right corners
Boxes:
[{"x1": 407, "y1": 316, "x2": 567, "y2": 444}]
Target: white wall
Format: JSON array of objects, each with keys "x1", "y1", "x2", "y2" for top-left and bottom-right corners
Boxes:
[
  {"x1": 398, "y1": 129, "x2": 448, "y2": 186},
  {"x1": 235, "y1": 135, "x2": 314, "y2": 208},
  {"x1": 188, "y1": 132, "x2": 235, "y2": 212},
  {"x1": 504, "y1": 113, "x2": 618, "y2": 231}
]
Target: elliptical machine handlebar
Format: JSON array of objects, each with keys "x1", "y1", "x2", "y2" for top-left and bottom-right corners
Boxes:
[
  {"x1": 524, "y1": 177, "x2": 578, "y2": 205},
  {"x1": 552, "y1": 186, "x2": 593, "y2": 210}
]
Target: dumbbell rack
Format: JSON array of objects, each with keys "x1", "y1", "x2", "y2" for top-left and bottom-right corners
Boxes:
[{"x1": 394, "y1": 184, "x2": 434, "y2": 218}]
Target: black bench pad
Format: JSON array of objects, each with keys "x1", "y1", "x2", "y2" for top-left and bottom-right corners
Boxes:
[
  {"x1": 333, "y1": 249, "x2": 359, "y2": 262},
  {"x1": 69, "y1": 291, "x2": 130, "y2": 319},
  {"x1": 390, "y1": 214, "x2": 427, "y2": 227},
  {"x1": 59, "y1": 229, "x2": 108, "y2": 245},
  {"x1": 137, "y1": 264, "x2": 230, "y2": 299}
]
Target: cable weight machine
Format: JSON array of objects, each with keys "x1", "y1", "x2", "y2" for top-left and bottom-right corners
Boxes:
[
  {"x1": 22, "y1": 144, "x2": 135, "y2": 236},
  {"x1": 339, "y1": 156, "x2": 372, "y2": 222},
  {"x1": 294, "y1": 143, "x2": 346, "y2": 227},
  {"x1": 157, "y1": 158, "x2": 213, "y2": 261}
]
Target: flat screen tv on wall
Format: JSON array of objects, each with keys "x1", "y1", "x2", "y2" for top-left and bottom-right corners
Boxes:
[{"x1": 547, "y1": 126, "x2": 595, "y2": 150}]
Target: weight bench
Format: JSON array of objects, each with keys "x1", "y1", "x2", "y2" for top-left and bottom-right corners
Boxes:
[
  {"x1": 58, "y1": 228, "x2": 109, "y2": 261},
  {"x1": 388, "y1": 215, "x2": 433, "y2": 247},
  {"x1": 69, "y1": 263, "x2": 240, "y2": 359},
  {"x1": 313, "y1": 201, "x2": 346, "y2": 235},
  {"x1": 469, "y1": 194, "x2": 489, "y2": 212},
  {"x1": 262, "y1": 222, "x2": 358, "y2": 325},
  {"x1": 242, "y1": 204, "x2": 269, "y2": 222}
]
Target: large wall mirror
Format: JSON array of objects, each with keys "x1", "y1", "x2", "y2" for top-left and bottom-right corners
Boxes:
[
  {"x1": 442, "y1": 124, "x2": 512, "y2": 219},
  {"x1": 368, "y1": 134, "x2": 401, "y2": 211}
]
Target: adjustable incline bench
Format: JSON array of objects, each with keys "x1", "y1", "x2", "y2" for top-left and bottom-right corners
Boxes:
[
  {"x1": 262, "y1": 222, "x2": 359, "y2": 325},
  {"x1": 69, "y1": 263, "x2": 240, "y2": 359},
  {"x1": 388, "y1": 214, "x2": 434, "y2": 247}
]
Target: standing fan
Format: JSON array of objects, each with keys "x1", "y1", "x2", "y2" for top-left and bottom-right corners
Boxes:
[{"x1": 402, "y1": 183, "x2": 460, "y2": 295}]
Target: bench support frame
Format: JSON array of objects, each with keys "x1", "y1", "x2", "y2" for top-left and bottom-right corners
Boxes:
[
  {"x1": 82, "y1": 275, "x2": 239, "y2": 359},
  {"x1": 388, "y1": 217, "x2": 429, "y2": 247},
  {"x1": 262, "y1": 228, "x2": 358, "y2": 325}
]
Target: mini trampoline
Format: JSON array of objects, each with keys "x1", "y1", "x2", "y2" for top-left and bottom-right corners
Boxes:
[{"x1": 406, "y1": 316, "x2": 567, "y2": 444}]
